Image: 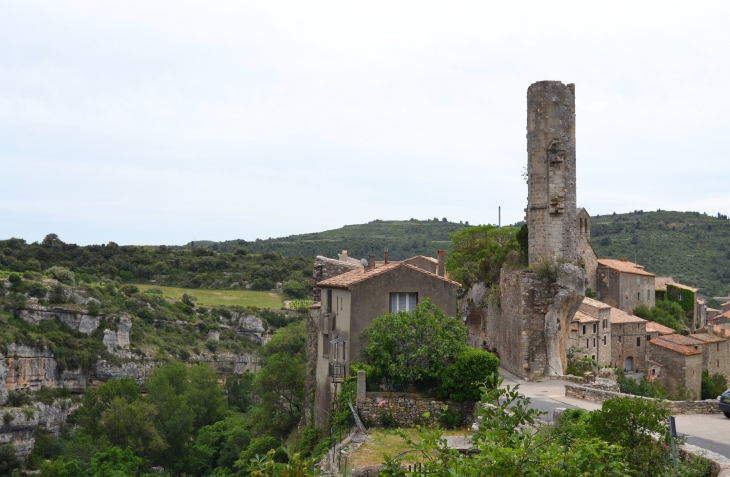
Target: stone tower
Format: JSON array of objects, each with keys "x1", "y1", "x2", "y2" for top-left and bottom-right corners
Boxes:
[{"x1": 526, "y1": 81, "x2": 577, "y2": 266}]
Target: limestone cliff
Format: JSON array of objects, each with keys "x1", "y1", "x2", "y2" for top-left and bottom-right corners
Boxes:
[{"x1": 543, "y1": 263, "x2": 587, "y2": 376}]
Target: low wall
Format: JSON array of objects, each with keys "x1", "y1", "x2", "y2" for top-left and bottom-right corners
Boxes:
[
  {"x1": 356, "y1": 393, "x2": 476, "y2": 428},
  {"x1": 565, "y1": 383, "x2": 721, "y2": 414}
]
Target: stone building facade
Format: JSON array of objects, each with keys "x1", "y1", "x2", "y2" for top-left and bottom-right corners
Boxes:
[
  {"x1": 569, "y1": 297, "x2": 612, "y2": 367},
  {"x1": 576, "y1": 208, "x2": 599, "y2": 292},
  {"x1": 648, "y1": 337, "x2": 703, "y2": 398},
  {"x1": 526, "y1": 81, "x2": 578, "y2": 266},
  {"x1": 609, "y1": 308, "x2": 647, "y2": 371},
  {"x1": 595, "y1": 259, "x2": 656, "y2": 312}
]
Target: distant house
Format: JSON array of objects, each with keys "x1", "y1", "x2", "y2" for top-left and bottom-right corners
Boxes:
[
  {"x1": 609, "y1": 307, "x2": 648, "y2": 372},
  {"x1": 311, "y1": 250, "x2": 461, "y2": 426},
  {"x1": 595, "y1": 259, "x2": 656, "y2": 312},
  {"x1": 569, "y1": 297, "x2": 612, "y2": 367},
  {"x1": 648, "y1": 335, "x2": 703, "y2": 398}
]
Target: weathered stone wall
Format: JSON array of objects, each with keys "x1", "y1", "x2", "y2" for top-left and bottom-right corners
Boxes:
[
  {"x1": 648, "y1": 341, "x2": 702, "y2": 399},
  {"x1": 611, "y1": 322, "x2": 647, "y2": 371},
  {"x1": 576, "y1": 234, "x2": 598, "y2": 292},
  {"x1": 526, "y1": 81, "x2": 577, "y2": 266},
  {"x1": 356, "y1": 393, "x2": 475, "y2": 428},
  {"x1": 565, "y1": 383, "x2": 719, "y2": 414}
]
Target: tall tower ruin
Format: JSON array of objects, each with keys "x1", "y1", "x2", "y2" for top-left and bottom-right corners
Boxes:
[{"x1": 526, "y1": 81, "x2": 577, "y2": 266}]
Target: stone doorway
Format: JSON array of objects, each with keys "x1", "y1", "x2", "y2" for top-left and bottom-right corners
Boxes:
[{"x1": 624, "y1": 356, "x2": 634, "y2": 372}]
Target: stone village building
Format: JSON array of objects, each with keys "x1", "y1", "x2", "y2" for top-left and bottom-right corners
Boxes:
[{"x1": 308, "y1": 250, "x2": 461, "y2": 426}]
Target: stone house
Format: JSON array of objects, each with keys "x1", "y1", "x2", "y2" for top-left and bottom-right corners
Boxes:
[
  {"x1": 311, "y1": 251, "x2": 461, "y2": 426},
  {"x1": 595, "y1": 259, "x2": 656, "y2": 312},
  {"x1": 609, "y1": 308, "x2": 647, "y2": 372},
  {"x1": 654, "y1": 277, "x2": 675, "y2": 301},
  {"x1": 648, "y1": 336, "x2": 703, "y2": 398},
  {"x1": 667, "y1": 282, "x2": 702, "y2": 329},
  {"x1": 569, "y1": 297, "x2": 612, "y2": 367}
]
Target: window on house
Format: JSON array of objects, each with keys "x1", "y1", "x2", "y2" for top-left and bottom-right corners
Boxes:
[
  {"x1": 619, "y1": 335, "x2": 622, "y2": 343},
  {"x1": 593, "y1": 337, "x2": 596, "y2": 347},
  {"x1": 593, "y1": 323, "x2": 597, "y2": 333},
  {"x1": 647, "y1": 290, "x2": 651, "y2": 301},
  {"x1": 592, "y1": 354, "x2": 596, "y2": 360},
  {"x1": 646, "y1": 334, "x2": 651, "y2": 342},
  {"x1": 637, "y1": 277, "x2": 641, "y2": 285},
  {"x1": 390, "y1": 292, "x2": 417, "y2": 312},
  {"x1": 582, "y1": 325, "x2": 586, "y2": 335},
  {"x1": 602, "y1": 319, "x2": 607, "y2": 329},
  {"x1": 636, "y1": 337, "x2": 641, "y2": 347},
  {"x1": 603, "y1": 335, "x2": 607, "y2": 346},
  {"x1": 586, "y1": 339, "x2": 589, "y2": 348},
  {"x1": 637, "y1": 292, "x2": 641, "y2": 302},
  {"x1": 597, "y1": 291, "x2": 601, "y2": 299},
  {"x1": 322, "y1": 332, "x2": 329, "y2": 357},
  {"x1": 326, "y1": 289, "x2": 332, "y2": 313}
]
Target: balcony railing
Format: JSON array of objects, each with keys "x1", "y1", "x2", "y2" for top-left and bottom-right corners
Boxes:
[{"x1": 329, "y1": 361, "x2": 346, "y2": 382}]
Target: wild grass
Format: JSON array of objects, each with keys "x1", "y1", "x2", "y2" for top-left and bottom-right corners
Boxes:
[
  {"x1": 135, "y1": 284, "x2": 282, "y2": 309},
  {"x1": 348, "y1": 428, "x2": 466, "y2": 468}
]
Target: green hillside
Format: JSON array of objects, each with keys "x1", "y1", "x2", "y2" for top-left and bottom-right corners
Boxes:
[
  {"x1": 183, "y1": 219, "x2": 471, "y2": 260},
  {"x1": 590, "y1": 210, "x2": 730, "y2": 298}
]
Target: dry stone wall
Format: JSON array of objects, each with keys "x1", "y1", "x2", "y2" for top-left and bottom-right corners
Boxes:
[
  {"x1": 565, "y1": 383, "x2": 721, "y2": 414},
  {"x1": 356, "y1": 393, "x2": 476, "y2": 428}
]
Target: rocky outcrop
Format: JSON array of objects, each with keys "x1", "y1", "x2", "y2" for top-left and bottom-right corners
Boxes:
[
  {"x1": 0, "y1": 407, "x2": 40, "y2": 458},
  {"x1": 18, "y1": 305, "x2": 99, "y2": 333},
  {"x1": 236, "y1": 314, "x2": 270, "y2": 344},
  {"x1": 5, "y1": 345, "x2": 59, "y2": 392},
  {"x1": 544, "y1": 263, "x2": 587, "y2": 376},
  {"x1": 0, "y1": 353, "x2": 7, "y2": 405}
]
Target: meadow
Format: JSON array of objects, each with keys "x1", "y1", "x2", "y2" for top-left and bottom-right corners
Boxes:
[{"x1": 135, "y1": 284, "x2": 283, "y2": 309}]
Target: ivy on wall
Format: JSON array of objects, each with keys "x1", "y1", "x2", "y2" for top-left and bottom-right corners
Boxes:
[{"x1": 666, "y1": 284, "x2": 695, "y2": 318}]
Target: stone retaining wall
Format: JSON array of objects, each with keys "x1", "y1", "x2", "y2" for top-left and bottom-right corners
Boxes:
[
  {"x1": 565, "y1": 383, "x2": 720, "y2": 414},
  {"x1": 356, "y1": 393, "x2": 476, "y2": 428}
]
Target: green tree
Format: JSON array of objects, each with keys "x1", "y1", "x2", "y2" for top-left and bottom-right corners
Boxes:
[
  {"x1": 588, "y1": 396, "x2": 671, "y2": 476},
  {"x1": 87, "y1": 446, "x2": 143, "y2": 477},
  {"x1": 188, "y1": 416, "x2": 251, "y2": 475},
  {"x1": 445, "y1": 225, "x2": 522, "y2": 288},
  {"x1": 701, "y1": 370, "x2": 728, "y2": 400},
  {"x1": 253, "y1": 352, "x2": 305, "y2": 434},
  {"x1": 438, "y1": 348, "x2": 499, "y2": 401},
  {"x1": 75, "y1": 377, "x2": 142, "y2": 438},
  {"x1": 362, "y1": 299, "x2": 467, "y2": 384},
  {"x1": 186, "y1": 364, "x2": 227, "y2": 431},
  {"x1": 99, "y1": 397, "x2": 166, "y2": 457},
  {"x1": 225, "y1": 373, "x2": 255, "y2": 413},
  {"x1": 0, "y1": 443, "x2": 22, "y2": 475}
]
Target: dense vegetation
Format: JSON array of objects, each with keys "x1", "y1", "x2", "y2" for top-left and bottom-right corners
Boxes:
[
  {"x1": 633, "y1": 299, "x2": 688, "y2": 332},
  {"x1": 0, "y1": 322, "x2": 313, "y2": 477},
  {"x1": 0, "y1": 234, "x2": 313, "y2": 294},
  {"x1": 591, "y1": 210, "x2": 730, "y2": 298},
  {"x1": 181, "y1": 219, "x2": 470, "y2": 260}
]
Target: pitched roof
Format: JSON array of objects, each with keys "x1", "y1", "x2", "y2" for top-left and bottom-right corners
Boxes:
[
  {"x1": 646, "y1": 321, "x2": 675, "y2": 335},
  {"x1": 582, "y1": 297, "x2": 611, "y2": 309},
  {"x1": 597, "y1": 259, "x2": 655, "y2": 277},
  {"x1": 316, "y1": 262, "x2": 461, "y2": 289},
  {"x1": 572, "y1": 310, "x2": 598, "y2": 323},
  {"x1": 667, "y1": 282, "x2": 698, "y2": 292},
  {"x1": 610, "y1": 308, "x2": 647, "y2": 324},
  {"x1": 712, "y1": 323, "x2": 730, "y2": 338},
  {"x1": 651, "y1": 337, "x2": 703, "y2": 356},
  {"x1": 658, "y1": 334, "x2": 704, "y2": 347},
  {"x1": 655, "y1": 277, "x2": 675, "y2": 291},
  {"x1": 690, "y1": 333, "x2": 725, "y2": 344}
]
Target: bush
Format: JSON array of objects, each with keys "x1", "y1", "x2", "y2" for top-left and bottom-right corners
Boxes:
[
  {"x1": 438, "y1": 348, "x2": 499, "y2": 401},
  {"x1": 377, "y1": 411, "x2": 397, "y2": 429},
  {"x1": 27, "y1": 282, "x2": 48, "y2": 299},
  {"x1": 119, "y1": 284, "x2": 139, "y2": 297},
  {"x1": 282, "y1": 280, "x2": 308, "y2": 299},
  {"x1": 144, "y1": 286, "x2": 163, "y2": 295},
  {"x1": 7, "y1": 390, "x2": 32, "y2": 407},
  {"x1": 701, "y1": 370, "x2": 728, "y2": 400},
  {"x1": 44, "y1": 266, "x2": 75, "y2": 285},
  {"x1": 437, "y1": 406, "x2": 464, "y2": 429}
]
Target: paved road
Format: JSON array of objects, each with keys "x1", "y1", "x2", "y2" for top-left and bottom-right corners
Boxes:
[{"x1": 498, "y1": 368, "x2": 730, "y2": 458}]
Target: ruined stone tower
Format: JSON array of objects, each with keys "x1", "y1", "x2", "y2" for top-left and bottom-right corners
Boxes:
[{"x1": 526, "y1": 81, "x2": 577, "y2": 266}]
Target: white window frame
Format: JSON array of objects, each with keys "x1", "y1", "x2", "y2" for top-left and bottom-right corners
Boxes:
[{"x1": 390, "y1": 292, "x2": 418, "y2": 312}]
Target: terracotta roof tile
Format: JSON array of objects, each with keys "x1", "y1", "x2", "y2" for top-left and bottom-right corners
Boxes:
[
  {"x1": 651, "y1": 338, "x2": 703, "y2": 356},
  {"x1": 691, "y1": 333, "x2": 725, "y2": 344},
  {"x1": 610, "y1": 308, "x2": 647, "y2": 324},
  {"x1": 573, "y1": 310, "x2": 598, "y2": 323},
  {"x1": 598, "y1": 259, "x2": 655, "y2": 277},
  {"x1": 582, "y1": 297, "x2": 611, "y2": 309},
  {"x1": 654, "y1": 277, "x2": 675, "y2": 290},
  {"x1": 646, "y1": 322, "x2": 675, "y2": 335},
  {"x1": 667, "y1": 282, "x2": 698, "y2": 292},
  {"x1": 316, "y1": 262, "x2": 461, "y2": 289},
  {"x1": 713, "y1": 324, "x2": 730, "y2": 338},
  {"x1": 658, "y1": 334, "x2": 704, "y2": 346}
]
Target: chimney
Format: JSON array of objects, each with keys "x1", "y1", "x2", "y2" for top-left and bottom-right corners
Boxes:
[
  {"x1": 384, "y1": 248, "x2": 389, "y2": 264},
  {"x1": 437, "y1": 250, "x2": 445, "y2": 277},
  {"x1": 709, "y1": 323, "x2": 714, "y2": 335},
  {"x1": 367, "y1": 252, "x2": 375, "y2": 270},
  {"x1": 338, "y1": 250, "x2": 349, "y2": 261}
]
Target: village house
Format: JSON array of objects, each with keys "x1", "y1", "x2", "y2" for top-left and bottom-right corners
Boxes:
[
  {"x1": 569, "y1": 297, "x2": 611, "y2": 367},
  {"x1": 609, "y1": 307, "x2": 647, "y2": 372},
  {"x1": 310, "y1": 250, "x2": 461, "y2": 426},
  {"x1": 595, "y1": 259, "x2": 656, "y2": 312},
  {"x1": 648, "y1": 335, "x2": 703, "y2": 398}
]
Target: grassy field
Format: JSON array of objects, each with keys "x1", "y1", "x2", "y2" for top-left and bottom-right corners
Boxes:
[
  {"x1": 135, "y1": 284, "x2": 282, "y2": 309},
  {"x1": 348, "y1": 428, "x2": 467, "y2": 469}
]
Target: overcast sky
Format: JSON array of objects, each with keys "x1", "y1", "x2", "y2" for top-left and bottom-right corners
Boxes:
[{"x1": 2, "y1": 1, "x2": 728, "y2": 246}]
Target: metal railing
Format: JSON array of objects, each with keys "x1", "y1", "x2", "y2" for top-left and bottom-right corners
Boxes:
[{"x1": 329, "y1": 361, "x2": 346, "y2": 381}]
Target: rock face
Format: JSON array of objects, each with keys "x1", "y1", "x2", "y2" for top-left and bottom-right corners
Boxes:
[
  {"x1": 0, "y1": 354, "x2": 7, "y2": 405},
  {"x1": 236, "y1": 314, "x2": 270, "y2": 344},
  {"x1": 0, "y1": 406, "x2": 40, "y2": 458},
  {"x1": 5, "y1": 345, "x2": 60, "y2": 392},
  {"x1": 544, "y1": 263, "x2": 587, "y2": 376},
  {"x1": 18, "y1": 305, "x2": 100, "y2": 334}
]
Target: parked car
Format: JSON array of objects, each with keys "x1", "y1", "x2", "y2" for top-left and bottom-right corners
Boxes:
[{"x1": 718, "y1": 388, "x2": 730, "y2": 418}]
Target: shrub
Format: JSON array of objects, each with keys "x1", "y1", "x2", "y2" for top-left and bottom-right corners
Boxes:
[
  {"x1": 438, "y1": 348, "x2": 499, "y2": 401},
  {"x1": 437, "y1": 406, "x2": 464, "y2": 429},
  {"x1": 44, "y1": 266, "x2": 75, "y2": 285},
  {"x1": 7, "y1": 390, "x2": 32, "y2": 408},
  {"x1": 27, "y1": 282, "x2": 48, "y2": 299},
  {"x1": 24, "y1": 259, "x2": 42, "y2": 272},
  {"x1": 377, "y1": 411, "x2": 397, "y2": 429},
  {"x1": 282, "y1": 280, "x2": 308, "y2": 299},
  {"x1": 3, "y1": 413, "x2": 12, "y2": 425},
  {"x1": 119, "y1": 284, "x2": 139, "y2": 297},
  {"x1": 701, "y1": 370, "x2": 727, "y2": 400},
  {"x1": 144, "y1": 287, "x2": 164, "y2": 295}
]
